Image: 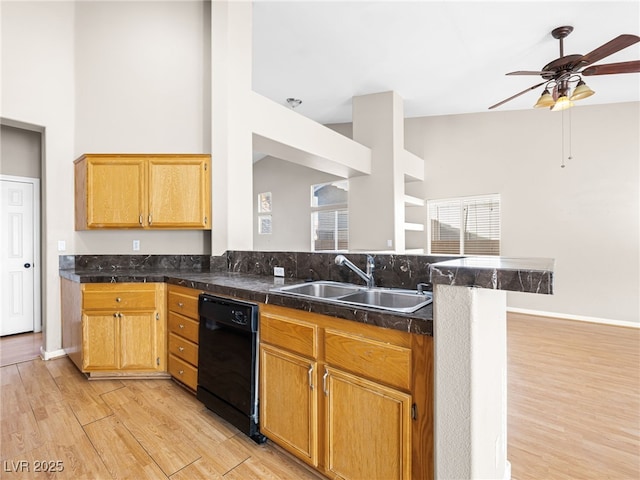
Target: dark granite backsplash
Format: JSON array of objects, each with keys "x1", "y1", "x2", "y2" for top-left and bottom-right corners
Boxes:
[
  {"x1": 60, "y1": 251, "x2": 458, "y2": 291},
  {"x1": 59, "y1": 254, "x2": 211, "y2": 272},
  {"x1": 226, "y1": 251, "x2": 458, "y2": 291}
]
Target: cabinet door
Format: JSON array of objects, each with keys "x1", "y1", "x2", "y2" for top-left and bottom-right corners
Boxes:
[
  {"x1": 85, "y1": 157, "x2": 146, "y2": 228},
  {"x1": 324, "y1": 367, "x2": 412, "y2": 480},
  {"x1": 120, "y1": 311, "x2": 158, "y2": 370},
  {"x1": 147, "y1": 157, "x2": 210, "y2": 229},
  {"x1": 82, "y1": 312, "x2": 119, "y2": 370},
  {"x1": 260, "y1": 344, "x2": 318, "y2": 467}
]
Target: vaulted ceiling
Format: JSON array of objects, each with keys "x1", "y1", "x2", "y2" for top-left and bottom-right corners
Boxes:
[{"x1": 252, "y1": 1, "x2": 640, "y2": 124}]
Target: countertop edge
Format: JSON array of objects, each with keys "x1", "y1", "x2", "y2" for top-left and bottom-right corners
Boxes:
[{"x1": 429, "y1": 257, "x2": 554, "y2": 295}]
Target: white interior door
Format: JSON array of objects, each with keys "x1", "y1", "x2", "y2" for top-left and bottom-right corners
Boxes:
[{"x1": 1, "y1": 178, "x2": 37, "y2": 336}]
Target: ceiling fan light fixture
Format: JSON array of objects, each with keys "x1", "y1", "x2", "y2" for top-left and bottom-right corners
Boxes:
[
  {"x1": 551, "y1": 95, "x2": 574, "y2": 111},
  {"x1": 533, "y1": 89, "x2": 555, "y2": 108},
  {"x1": 570, "y1": 80, "x2": 595, "y2": 101}
]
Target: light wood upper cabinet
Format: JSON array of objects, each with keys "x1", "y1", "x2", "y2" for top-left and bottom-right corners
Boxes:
[{"x1": 75, "y1": 154, "x2": 211, "y2": 230}]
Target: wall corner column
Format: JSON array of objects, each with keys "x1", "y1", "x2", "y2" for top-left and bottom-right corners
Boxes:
[
  {"x1": 210, "y1": 0, "x2": 253, "y2": 255},
  {"x1": 433, "y1": 284, "x2": 510, "y2": 480}
]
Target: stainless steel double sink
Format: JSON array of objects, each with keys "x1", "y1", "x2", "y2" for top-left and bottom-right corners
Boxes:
[{"x1": 271, "y1": 281, "x2": 432, "y2": 314}]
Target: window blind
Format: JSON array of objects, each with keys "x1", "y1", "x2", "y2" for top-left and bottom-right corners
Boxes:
[
  {"x1": 428, "y1": 195, "x2": 500, "y2": 255},
  {"x1": 312, "y1": 209, "x2": 348, "y2": 251}
]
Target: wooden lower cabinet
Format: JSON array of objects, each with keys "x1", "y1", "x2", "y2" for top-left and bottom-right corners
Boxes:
[
  {"x1": 61, "y1": 279, "x2": 167, "y2": 378},
  {"x1": 324, "y1": 367, "x2": 412, "y2": 480},
  {"x1": 259, "y1": 304, "x2": 433, "y2": 480},
  {"x1": 166, "y1": 285, "x2": 201, "y2": 391},
  {"x1": 260, "y1": 344, "x2": 318, "y2": 466}
]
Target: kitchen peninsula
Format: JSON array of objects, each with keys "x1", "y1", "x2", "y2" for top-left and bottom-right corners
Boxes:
[{"x1": 59, "y1": 250, "x2": 553, "y2": 480}]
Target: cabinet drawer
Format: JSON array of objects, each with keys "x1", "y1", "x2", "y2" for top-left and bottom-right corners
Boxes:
[
  {"x1": 324, "y1": 330, "x2": 411, "y2": 391},
  {"x1": 260, "y1": 312, "x2": 317, "y2": 359},
  {"x1": 83, "y1": 289, "x2": 156, "y2": 310},
  {"x1": 169, "y1": 355, "x2": 198, "y2": 390},
  {"x1": 169, "y1": 333, "x2": 198, "y2": 366},
  {"x1": 168, "y1": 312, "x2": 199, "y2": 344},
  {"x1": 167, "y1": 290, "x2": 199, "y2": 319}
]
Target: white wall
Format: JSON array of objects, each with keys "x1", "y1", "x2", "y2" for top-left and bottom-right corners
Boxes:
[
  {"x1": 73, "y1": 0, "x2": 210, "y2": 254},
  {"x1": 1, "y1": 1, "x2": 211, "y2": 355},
  {"x1": 405, "y1": 102, "x2": 639, "y2": 324},
  {"x1": 2, "y1": 0, "x2": 76, "y2": 354}
]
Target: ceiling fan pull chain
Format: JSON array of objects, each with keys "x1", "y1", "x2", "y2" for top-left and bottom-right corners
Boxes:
[
  {"x1": 561, "y1": 109, "x2": 566, "y2": 169},
  {"x1": 568, "y1": 108, "x2": 573, "y2": 162}
]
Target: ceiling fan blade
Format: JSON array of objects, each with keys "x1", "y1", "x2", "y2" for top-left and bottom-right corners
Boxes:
[
  {"x1": 506, "y1": 70, "x2": 546, "y2": 76},
  {"x1": 582, "y1": 60, "x2": 640, "y2": 76},
  {"x1": 577, "y1": 34, "x2": 640, "y2": 67},
  {"x1": 488, "y1": 81, "x2": 547, "y2": 110}
]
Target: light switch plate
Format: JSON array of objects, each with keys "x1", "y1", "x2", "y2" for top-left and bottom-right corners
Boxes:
[
  {"x1": 133, "y1": 240, "x2": 140, "y2": 251},
  {"x1": 274, "y1": 266, "x2": 285, "y2": 277},
  {"x1": 57, "y1": 240, "x2": 66, "y2": 252}
]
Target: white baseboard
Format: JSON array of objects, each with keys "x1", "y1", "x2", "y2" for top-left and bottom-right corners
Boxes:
[
  {"x1": 507, "y1": 307, "x2": 639, "y2": 329},
  {"x1": 40, "y1": 346, "x2": 67, "y2": 361},
  {"x1": 505, "y1": 460, "x2": 511, "y2": 480}
]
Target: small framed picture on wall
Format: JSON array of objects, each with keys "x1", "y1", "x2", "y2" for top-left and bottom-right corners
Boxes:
[
  {"x1": 258, "y1": 215, "x2": 272, "y2": 235},
  {"x1": 258, "y1": 192, "x2": 272, "y2": 213}
]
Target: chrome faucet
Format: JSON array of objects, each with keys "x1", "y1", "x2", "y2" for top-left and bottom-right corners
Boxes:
[{"x1": 335, "y1": 254, "x2": 375, "y2": 288}]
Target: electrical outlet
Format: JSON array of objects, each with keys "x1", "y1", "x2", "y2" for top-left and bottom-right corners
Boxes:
[
  {"x1": 57, "y1": 240, "x2": 66, "y2": 252},
  {"x1": 133, "y1": 240, "x2": 140, "y2": 251},
  {"x1": 274, "y1": 266, "x2": 285, "y2": 277},
  {"x1": 387, "y1": 239, "x2": 393, "y2": 248}
]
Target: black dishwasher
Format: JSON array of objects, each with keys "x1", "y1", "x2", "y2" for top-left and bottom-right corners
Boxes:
[{"x1": 197, "y1": 293, "x2": 265, "y2": 443}]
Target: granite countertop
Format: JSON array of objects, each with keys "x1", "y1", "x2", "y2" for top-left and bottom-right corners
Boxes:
[
  {"x1": 59, "y1": 268, "x2": 434, "y2": 335},
  {"x1": 59, "y1": 253, "x2": 555, "y2": 337}
]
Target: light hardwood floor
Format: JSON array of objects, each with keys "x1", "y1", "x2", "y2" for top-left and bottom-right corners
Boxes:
[
  {"x1": 508, "y1": 313, "x2": 640, "y2": 480},
  {"x1": 0, "y1": 332, "x2": 42, "y2": 367},
  {"x1": 1, "y1": 314, "x2": 638, "y2": 479},
  {"x1": 0, "y1": 355, "x2": 324, "y2": 479}
]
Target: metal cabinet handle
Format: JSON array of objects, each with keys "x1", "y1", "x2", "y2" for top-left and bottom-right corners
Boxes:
[
  {"x1": 113, "y1": 313, "x2": 118, "y2": 318},
  {"x1": 115, "y1": 297, "x2": 121, "y2": 302},
  {"x1": 139, "y1": 214, "x2": 143, "y2": 225},
  {"x1": 178, "y1": 347, "x2": 184, "y2": 352},
  {"x1": 177, "y1": 302, "x2": 184, "y2": 308},
  {"x1": 178, "y1": 370, "x2": 184, "y2": 375},
  {"x1": 323, "y1": 369, "x2": 329, "y2": 396},
  {"x1": 179, "y1": 324, "x2": 184, "y2": 329},
  {"x1": 148, "y1": 214, "x2": 152, "y2": 225},
  {"x1": 308, "y1": 365, "x2": 314, "y2": 390}
]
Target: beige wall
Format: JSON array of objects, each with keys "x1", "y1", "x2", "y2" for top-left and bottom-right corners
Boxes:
[
  {"x1": 405, "y1": 102, "x2": 639, "y2": 323},
  {"x1": 253, "y1": 156, "x2": 341, "y2": 251},
  {"x1": 0, "y1": 125, "x2": 42, "y2": 178}
]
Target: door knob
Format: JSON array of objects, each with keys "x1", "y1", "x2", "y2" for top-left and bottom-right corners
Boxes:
[{"x1": 24, "y1": 263, "x2": 31, "y2": 268}]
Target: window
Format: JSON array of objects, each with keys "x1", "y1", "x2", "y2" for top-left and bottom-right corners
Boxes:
[
  {"x1": 427, "y1": 194, "x2": 500, "y2": 255},
  {"x1": 311, "y1": 180, "x2": 348, "y2": 251}
]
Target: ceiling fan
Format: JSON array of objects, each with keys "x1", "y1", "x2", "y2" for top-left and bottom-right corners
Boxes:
[{"x1": 489, "y1": 26, "x2": 640, "y2": 111}]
